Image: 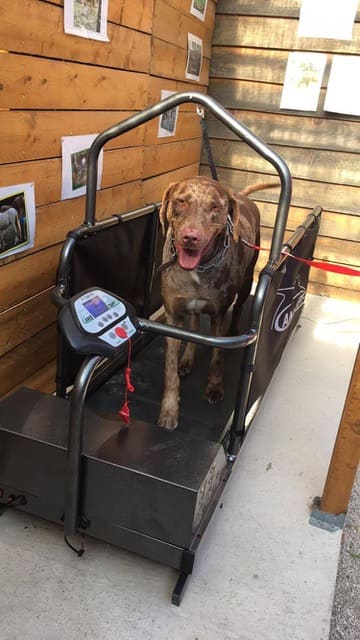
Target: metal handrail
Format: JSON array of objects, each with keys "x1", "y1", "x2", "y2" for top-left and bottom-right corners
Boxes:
[{"x1": 85, "y1": 91, "x2": 292, "y2": 266}]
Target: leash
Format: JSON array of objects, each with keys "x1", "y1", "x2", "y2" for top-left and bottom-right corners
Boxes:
[
  {"x1": 197, "y1": 106, "x2": 219, "y2": 182},
  {"x1": 241, "y1": 239, "x2": 360, "y2": 277}
]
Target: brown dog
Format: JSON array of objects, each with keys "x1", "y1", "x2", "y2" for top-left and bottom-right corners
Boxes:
[{"x1": 158, "y1": 175, "x2": 275, "y2": 430}]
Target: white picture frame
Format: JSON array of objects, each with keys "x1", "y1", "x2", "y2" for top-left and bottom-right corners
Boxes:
[
  {"x1": 158, "y1": 90, "x2": 180, "y2": 138},
  {"x1": 64, "y1": 0, "x2": 109, "y2": 41},
  {"x1": 190, "y1": 0, "x2": 208, "y2": 21},
  {"x1": 61, "y1": 134, "x2": 104, "y2": 200},
  {"x1": 0, "y1": 182, "x2": 36, "y2": 259},
  {"x1": 186, "y1": 33, "x2": 203, "y2": 81}
]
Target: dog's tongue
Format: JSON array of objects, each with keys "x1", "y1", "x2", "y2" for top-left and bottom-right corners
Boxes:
[{"x1": 177, "y1": 247, "x2": 202, "y2": 270}]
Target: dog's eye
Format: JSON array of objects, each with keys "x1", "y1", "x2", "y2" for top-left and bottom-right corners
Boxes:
[{"x1": 175, "y1": 197, "x2": 185, "y2": 205}]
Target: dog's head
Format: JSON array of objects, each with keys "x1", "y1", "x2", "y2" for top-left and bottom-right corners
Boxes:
[{"x1": 159, "y1": 176, "x2": 241, "y2": 270}]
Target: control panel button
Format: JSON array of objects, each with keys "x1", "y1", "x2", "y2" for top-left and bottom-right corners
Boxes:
[{"x1": 115, "y1": 326, "x2": 127, "y2": 339}]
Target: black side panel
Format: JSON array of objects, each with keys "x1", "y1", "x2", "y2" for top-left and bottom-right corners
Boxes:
[
  {"x1": 69, "y1": 215, "x2": 164, "y2": 316},
  {"x1": 248, "y1": 217, "x2": 320, "y2": 411},
  {"x1": 58, "y1": 213, "x2": 164, "y2": 391}
]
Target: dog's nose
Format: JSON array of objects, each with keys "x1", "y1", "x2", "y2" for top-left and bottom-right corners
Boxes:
[{"x1": 181, "y1": 227, "x2": 201, "y2": 244}]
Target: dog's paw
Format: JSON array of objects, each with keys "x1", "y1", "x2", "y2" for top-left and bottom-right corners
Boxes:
[
  {"x1": 205, "y1": 382, "x2": 224, "y2": 405},
  {"x1": 178, "y1": 360, "x2": 193, "y2": 377},
  {"x1": 158, "y1": 405, "x2": 178, "y2": 430}
]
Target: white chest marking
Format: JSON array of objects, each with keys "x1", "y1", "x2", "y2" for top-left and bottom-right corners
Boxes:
[
  {"x1": 187, "y1": 299, "x2": 207, "y2": 313},
  {"x1": 190, "y1": 271, "x2": 201, "y2": 285}
]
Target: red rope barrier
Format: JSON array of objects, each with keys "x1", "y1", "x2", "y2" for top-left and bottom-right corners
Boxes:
[{"x1": 241, "y1": 240, "x2": 360, "y2": 277}]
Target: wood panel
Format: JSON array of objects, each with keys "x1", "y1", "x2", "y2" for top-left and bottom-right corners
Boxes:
[
  {"x1": 0, "y1": 111, "x2": 143, "y2": 164},
  {"x1": 0, "y1": 53, "x2": 148, "y2": 110},
  {"x1": 0, "y1": 289, "x2": 56, "y2": 357},
  {"x1": 0, "y1": 246, "x2": 61, "y2": 312},
  {"x1": 142, "y1": 163, "x2": 200, "y2": 203},
  {"x1": 147, "y1": 76, "x2": 210, "y2": 108},
  {"x1": 116, "y1": 0, "x2": 154, "y2": 32},
  {"x1": 217, "y1": 0, "x2": 302, "y2": 17},
  {"x1": 208, "y1": 4, "x2": 360, "y2": 300},
  {"x1": 153, "y1": 0, "x2": 214, "y2": 58},
  {"x1": 217, "y1": 0, "x2": 360, "y2": 21},
  {"x1": 205, "y1": 111, "x2": 360, "y2": 154},
  {"x1": 211, "y1": 46, "x2": 301, "y2": 84},
  {"x1": 1, "y1": 0, "x2": 151, "y2": 73},
  {"x1": 150, "y1": 37, "x2": 210, "y2": 86},
  {"x1": 209, "y1": 167, "x2": 360, "y2": 217},
  {"x1": 0, "y1": 147, "x2": 143, "y2": 206},
  {"x1": 254, "y1": 238, "x2": 359, "y2": 294},
  {"x1": 213, "y1": 15, "x2": 360, "y2": 54},
  {"x1": 34, "y1": 180, "x2": 144, "y2": 250},
  {"x1": 255, "y1": 202, "x2": 360, "y2": 243},
  {"x1": 0, "y1": 325, "x2": 57, "y2": 398},
  {"x1": 46, "y1": 0, "x2": 154, "y2": 32},
  {"x1": 209, "y1": 77, "x2": 332, "y2": 116},
  {"x1": 143, "y1": 139, "x2": 202, "y2": 178},
  {"x1": 202, "y1": 139, "x2": 360, "y2": 187},
  {"x1": 144, "y1": 112, "x2": 201, "y2": 146}
]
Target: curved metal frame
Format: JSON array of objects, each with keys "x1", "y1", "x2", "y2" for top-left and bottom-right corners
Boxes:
[{"x1": 85, "y1": 91, "x2": 291, "y2": 266}]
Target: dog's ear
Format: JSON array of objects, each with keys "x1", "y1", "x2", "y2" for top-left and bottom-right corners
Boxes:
[
  {"x1": 159, "y1": 182, "x2": 178, "y2": 233},
  {"x1": 226, "y1": 188, "x2": 241, "y2": 243}
]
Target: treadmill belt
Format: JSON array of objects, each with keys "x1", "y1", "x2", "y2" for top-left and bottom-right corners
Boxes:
[{"x1": 88, "y1": 301, "x2": 252, "y2": 443}]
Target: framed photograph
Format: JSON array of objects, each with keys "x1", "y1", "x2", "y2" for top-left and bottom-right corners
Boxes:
[
  {"x1": 0, "y1": 183, "x2": 36, "y2": 259},
  {"x1": 61, "y1": 134, "x2": 104, "y2": 200},
  {"x1": 190, "y1": 0, "x2": 208, "y2": 21},
  {"x1": 64, "y1": 0, "x2": 109, "y2": 41},
  {"x1": 158, "y1": 90, "x2": 180, "y2": 138},
  {"x1": 186, "y1": 33, "x2": 203, "y2": 81}
]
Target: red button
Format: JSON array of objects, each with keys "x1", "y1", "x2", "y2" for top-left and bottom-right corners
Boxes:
[{"x1": 115, "y1": 326, "x2": 127, "y2": 338}]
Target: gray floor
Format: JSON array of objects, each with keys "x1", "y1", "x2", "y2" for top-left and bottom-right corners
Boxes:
[{"x1": 1, "y1": 294, "x2": 359, "y2": 640}]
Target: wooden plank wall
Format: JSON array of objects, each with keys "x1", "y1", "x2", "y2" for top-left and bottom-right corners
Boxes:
[
  {"x1": 0, "y1": 0, "x2": 217, "y2": 398},
  {"x1": 205, "y1": 0, "x2": 360, "y2": 300}
]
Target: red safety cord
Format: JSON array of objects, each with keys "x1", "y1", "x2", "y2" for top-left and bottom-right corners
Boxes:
[{"x1": 118, "y1": 337, "x2": 135, "y2": 424}]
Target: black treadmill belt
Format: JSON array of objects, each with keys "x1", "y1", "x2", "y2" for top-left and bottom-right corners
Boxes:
[{"x1": 87, "y1": 303, "x2": 252, "y2": 443}]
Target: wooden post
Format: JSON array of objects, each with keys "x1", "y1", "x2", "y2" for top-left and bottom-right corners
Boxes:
[{"x1": 320, "y1": 344, "x2": 360, "y2": 515}]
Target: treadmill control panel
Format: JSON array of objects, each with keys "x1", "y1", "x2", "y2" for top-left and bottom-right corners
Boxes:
[{"x1": 58, "y1": 288, "x2": 139, "y2": 358}]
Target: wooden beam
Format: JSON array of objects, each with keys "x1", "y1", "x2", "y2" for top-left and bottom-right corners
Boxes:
[{"x1": 320, "y1": 345, "x2": 360, "y2": 515}]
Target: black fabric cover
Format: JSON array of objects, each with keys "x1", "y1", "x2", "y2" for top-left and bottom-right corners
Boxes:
[{"x1": 247, "y1": 217, "x2": 320, "y2": 412}]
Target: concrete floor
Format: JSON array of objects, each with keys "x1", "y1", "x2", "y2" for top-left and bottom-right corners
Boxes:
[{"x1": 1, "y1": 294, "x2": 359, "y2": 640}]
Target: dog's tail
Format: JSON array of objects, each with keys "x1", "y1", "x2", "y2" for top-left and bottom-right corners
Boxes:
[{"x1": 239, "y1": 182, "x2": 279, "y2": 196}]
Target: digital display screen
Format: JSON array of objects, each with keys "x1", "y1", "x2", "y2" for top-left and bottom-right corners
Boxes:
[{"x1": 83, "y1": 295, "x2": 109, "y2": 318}]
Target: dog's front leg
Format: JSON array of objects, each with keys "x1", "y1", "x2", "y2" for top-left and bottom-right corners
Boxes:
[
  {"x1": 205, "y1": 315, "x2": 225, "y2": 405},
  {"x1": 158, "y1": 320, "x2": 182, "y2": 430},
  {"x1": 179, "y1": 313, "x2": 199, "y2": 377}
]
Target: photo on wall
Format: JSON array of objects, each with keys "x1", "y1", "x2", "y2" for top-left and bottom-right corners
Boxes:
[
  {"x1": 0, "y1": 182, "x2": 36, "y2": 259},
  {"x1": 186, "y1": 33, "x2": 203, "y2": 81},
  {"x1": 190, "y1": 0, "x2": 208, "y2": 21},
  {"x1": 64, "y1": 0, "x2": 109, "y2": 41},
  {"x1": 61, "y1": 134, "x2": 104, "y2": 200},
  {"x1": 158, "y1": 90, "x2": 180, "y2": 138}
]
